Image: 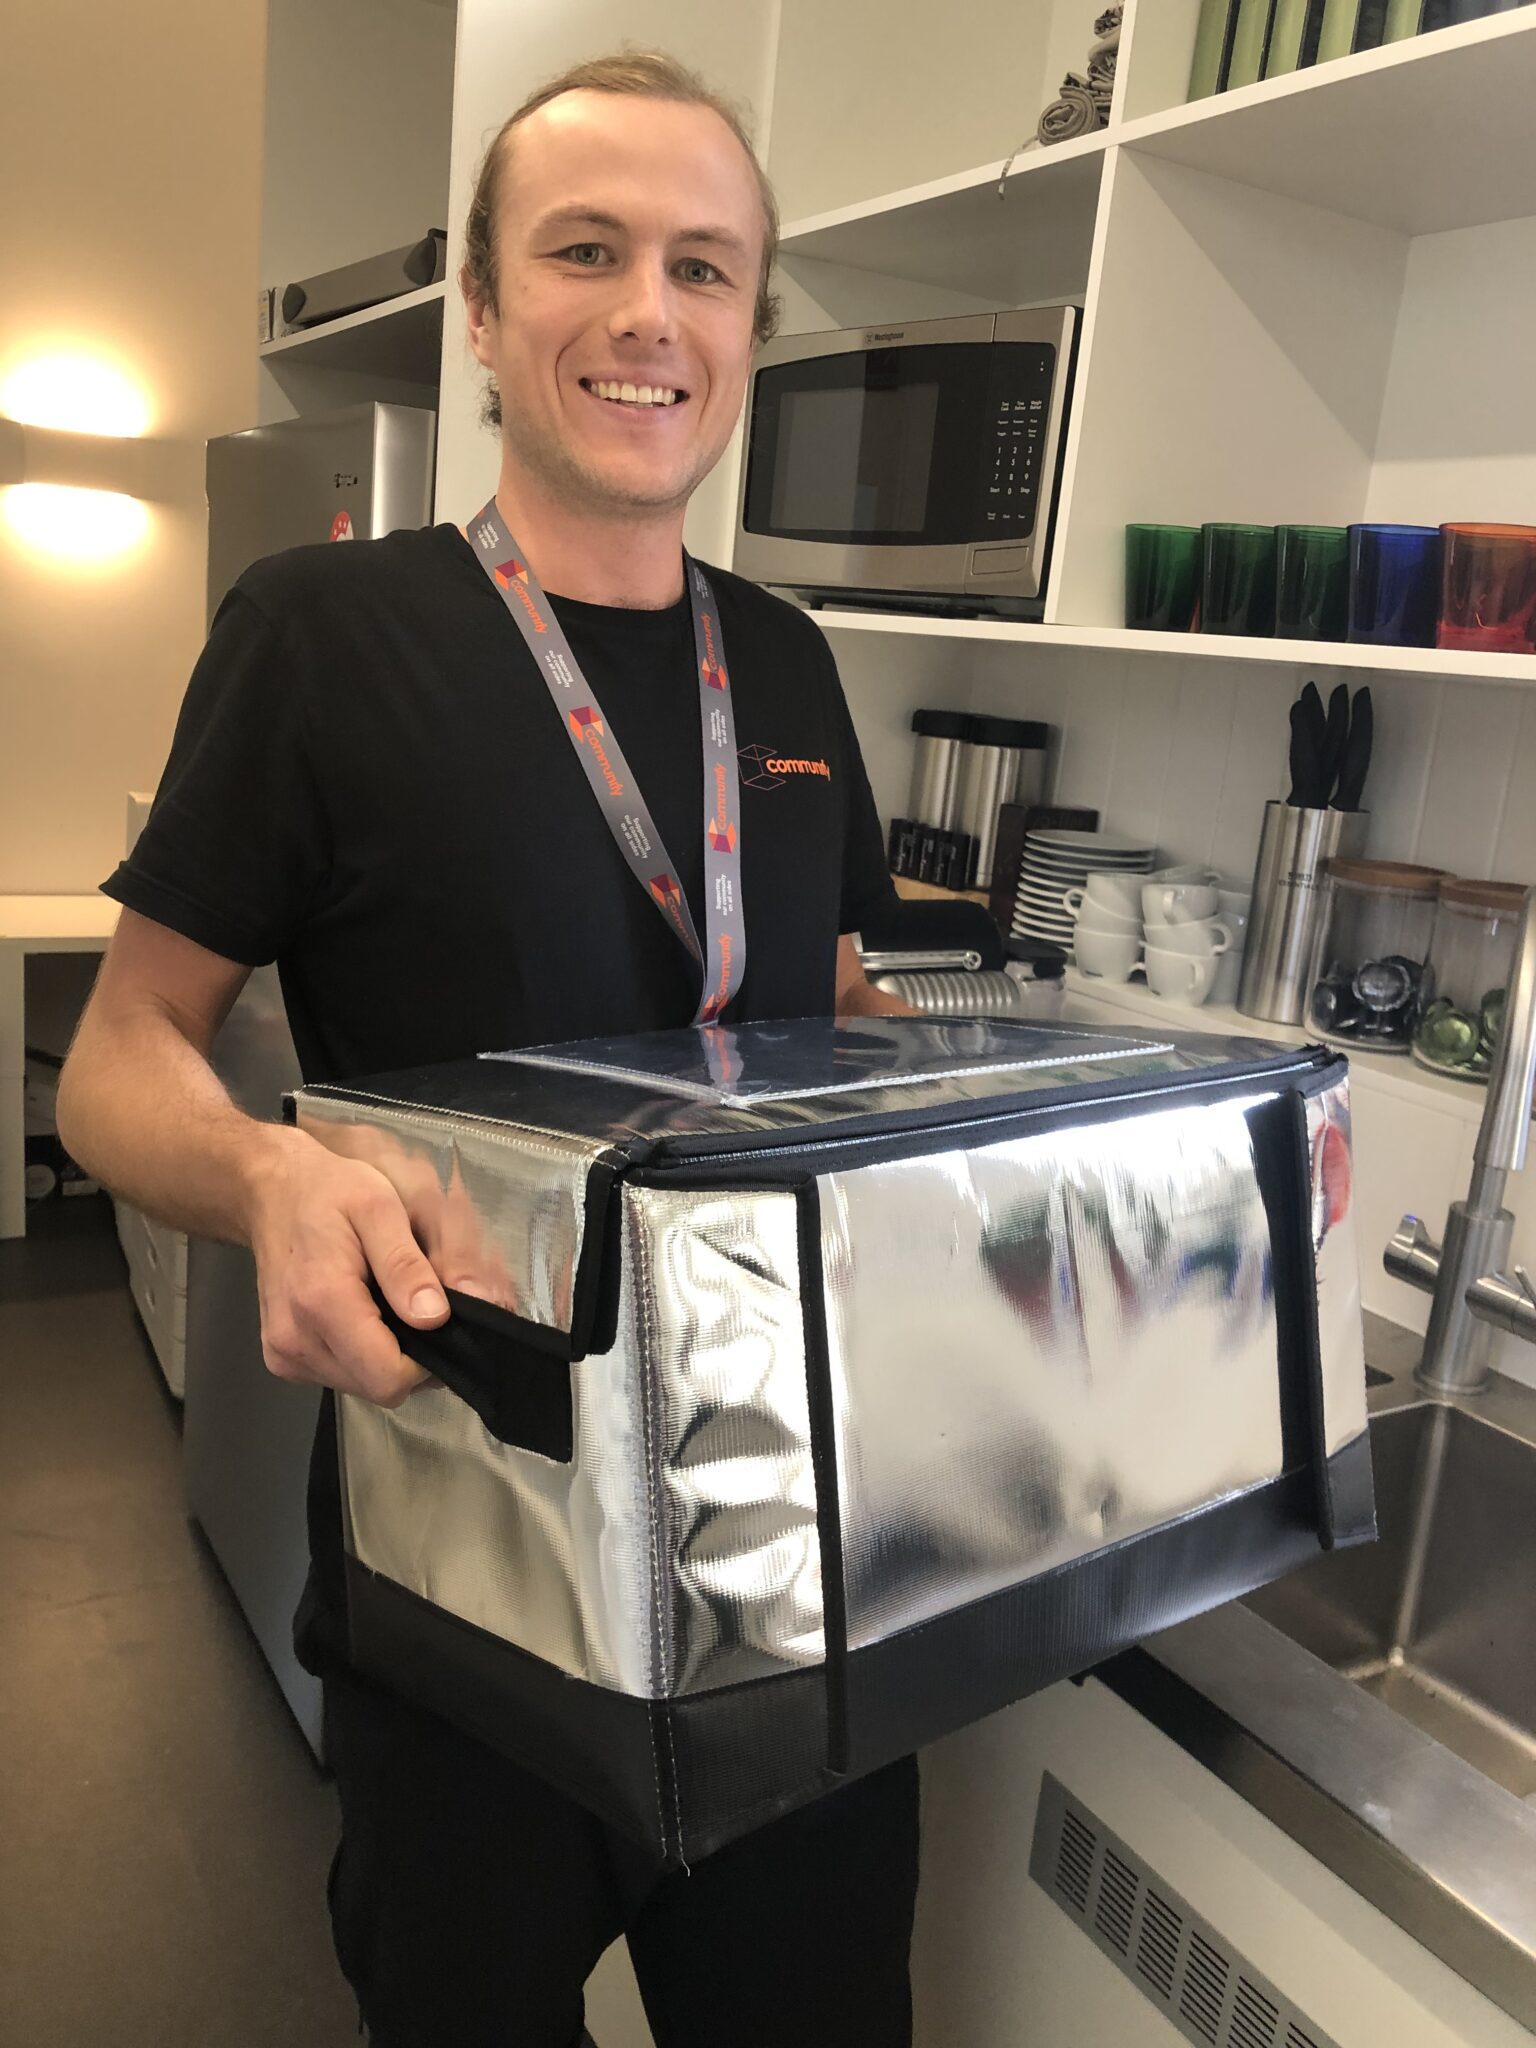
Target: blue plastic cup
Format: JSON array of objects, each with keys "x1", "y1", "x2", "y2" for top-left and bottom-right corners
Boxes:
[{"x1": 1347, "y1": 524, "x2": 1441, "y2": 647}]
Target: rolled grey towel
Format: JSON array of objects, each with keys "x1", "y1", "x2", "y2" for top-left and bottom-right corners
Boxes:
[
  {"x1": 1037, "y1": 82, "x2": 1101, "y2": 144},
  {"x1": 1088, "y1": 44, "x2": 1117, "y2": 86},
  {"x1": 1094, "y1": 3, "x2": 1123, "y2": 35}
]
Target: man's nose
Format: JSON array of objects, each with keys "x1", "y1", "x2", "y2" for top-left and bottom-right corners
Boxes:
[{"x1": 607, "y1": 254, "x2": 679, "y2": 342}]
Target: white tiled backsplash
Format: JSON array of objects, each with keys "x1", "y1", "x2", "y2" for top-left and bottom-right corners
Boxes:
[{"x1": 832, "y1": 625, "x2": 1536, "y2": 1389}]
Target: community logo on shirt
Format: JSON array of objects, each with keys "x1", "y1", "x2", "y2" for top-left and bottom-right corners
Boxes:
[{"x1": 737, "y1": 743, "x2": 832, "y2": 792}]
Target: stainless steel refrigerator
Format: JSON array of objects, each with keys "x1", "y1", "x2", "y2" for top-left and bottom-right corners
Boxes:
[{"x1": 182, "y1": 403, "x2": 436, "y2": 1756}]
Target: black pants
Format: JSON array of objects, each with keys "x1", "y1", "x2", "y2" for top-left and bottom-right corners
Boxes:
[{"x1": 324, "y1": 1672, "x2": 921, "y2": 2048}]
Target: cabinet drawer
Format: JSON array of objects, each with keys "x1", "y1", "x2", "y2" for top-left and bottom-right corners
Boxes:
[{"x1": 114, "y1": 1198, "x2": 188, "y2": 1296}]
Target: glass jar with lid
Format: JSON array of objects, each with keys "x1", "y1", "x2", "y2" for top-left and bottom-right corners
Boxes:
[
  {"x1": 1413, "y1": 878, "x2": 1530, "y2": 1082},
  {"x1": 1306, "y1": 859, "x2": 1447, "y2": 1053}
]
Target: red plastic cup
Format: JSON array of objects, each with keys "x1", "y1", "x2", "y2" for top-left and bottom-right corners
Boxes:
[{"x1": 1437, "y1": 523, "x2": 1536, "y2": 654}]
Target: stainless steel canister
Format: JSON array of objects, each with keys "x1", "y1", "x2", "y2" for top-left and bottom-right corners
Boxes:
[
  {"x1": 954, "y1": 717, "x2": 1049, "y2": 888},
  {"x1": 1237, "y1": 802, "x2": 1369, "y2": 1023},
  {"x1": 907, "y1": 709, "x2": 972, "y2": 830}
]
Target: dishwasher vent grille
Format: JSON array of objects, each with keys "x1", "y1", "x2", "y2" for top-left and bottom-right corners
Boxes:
[{"x1": 1029, "y1": 1773, "x2": 1342, "y2": 2048}]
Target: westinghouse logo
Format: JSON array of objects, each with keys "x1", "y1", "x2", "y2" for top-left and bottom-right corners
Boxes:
[{"x1": 738, "y1": 743, "x2": 832, "y2": 791}]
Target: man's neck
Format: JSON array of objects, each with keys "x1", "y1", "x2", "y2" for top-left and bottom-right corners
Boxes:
[{"x1": 486, "y1": 470, "x2": 687, "y2": 611}]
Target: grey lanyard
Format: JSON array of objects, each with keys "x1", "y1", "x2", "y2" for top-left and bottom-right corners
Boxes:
[{"x1": 468, "y1": 499, "x2": 746, "y2": 1024}]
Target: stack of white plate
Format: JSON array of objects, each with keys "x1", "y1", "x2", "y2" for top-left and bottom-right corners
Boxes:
[{"x1": 1010, "y1": 828, "x2": 1157, "y2": 958}]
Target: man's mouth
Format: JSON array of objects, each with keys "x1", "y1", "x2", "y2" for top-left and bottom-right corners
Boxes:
[{"x1": 579, "y1": 377, "x2": 688, "y2": 410}]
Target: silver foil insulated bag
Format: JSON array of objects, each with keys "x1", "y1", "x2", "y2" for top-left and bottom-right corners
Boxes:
[{"x1": 286, "y1": 1018, "x2": 1372, "y2": 1863}]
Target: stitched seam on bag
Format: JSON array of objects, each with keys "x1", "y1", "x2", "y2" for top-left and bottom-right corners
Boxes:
[
  {"x1": 298, "y1": 1089, "x2": 609, "y2": 1161},
  {"x1": 630, "y1": 1191, "x2": 680, "y2": 1856}
]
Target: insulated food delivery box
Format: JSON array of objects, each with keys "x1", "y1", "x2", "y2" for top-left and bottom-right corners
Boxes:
[{"x1": 287, "y1": 1018, "x2": 1371, "y2": 1862}]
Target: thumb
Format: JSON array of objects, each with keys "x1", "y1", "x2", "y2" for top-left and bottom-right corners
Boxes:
[{"x1": 353, "y1": 1205, "x2": 451, "y2": 1329}]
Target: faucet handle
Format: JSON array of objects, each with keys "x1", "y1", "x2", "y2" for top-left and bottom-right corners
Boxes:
[{"x1": 1385, "y1": 1213, "x2": 1441, "y2": 1294}]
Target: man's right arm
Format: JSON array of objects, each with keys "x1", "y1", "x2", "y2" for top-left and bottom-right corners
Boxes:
[{"x1": 57, "y1": 907, "x2": 447, "y2": 1407}]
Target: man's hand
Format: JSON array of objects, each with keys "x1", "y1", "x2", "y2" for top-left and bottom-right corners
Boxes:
[{"x1": 245, "y1": 1133, "x2": 451, "y2": 1409}]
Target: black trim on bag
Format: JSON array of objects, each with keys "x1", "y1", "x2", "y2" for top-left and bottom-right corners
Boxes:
[
  {"x1": 795, "y1": 1178, "x2": 850, "y2": 1778},
  {"x1": 341, "y1": 1438, "x2": 1371, "y2": 1864},
  {"x1": 367, "y1": 1277, "x2": 574, "y2": 1460},
  {"x1": 630, "y1": 1049, "x2": 1343, "y2": 1184}
]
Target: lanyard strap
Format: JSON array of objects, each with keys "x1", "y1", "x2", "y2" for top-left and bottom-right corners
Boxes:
[{"x1": 468, "y1": 499, "x2": 746, "y2": 1024}]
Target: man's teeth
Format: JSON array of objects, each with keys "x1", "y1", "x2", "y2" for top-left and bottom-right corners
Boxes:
[{"x1": 588, "y1": 379, "x2": 681, "y2": 407}]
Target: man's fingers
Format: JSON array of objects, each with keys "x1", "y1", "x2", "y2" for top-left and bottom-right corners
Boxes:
[
  {"x1": 349, "y1": 1185, "x2": 451, "y2": 1327},
  {"x1": 298, "y1": 1273, "x2": 434, "y2": 1408}
]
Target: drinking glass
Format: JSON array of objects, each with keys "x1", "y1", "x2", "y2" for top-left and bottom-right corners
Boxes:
[
  {"x1": 1125, "y1": 524, "x2": 1199, "y2": 631},
  {"x1": 1347, "y1": 524, "x2": 1440, "y2": 647},
  {"x1": 1200, "y1": 524, "x2": 1276, "y2": 636},
  {"x1": 1437, "y1": 524, "x2": 1536, "y2": 653},
  {"x1": 1275, "y1": 525, "x2": 1348, "y2": 640}
]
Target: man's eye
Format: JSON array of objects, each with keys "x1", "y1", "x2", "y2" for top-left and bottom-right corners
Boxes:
[
  {"x1": 679, "y1": 258, "x2": 723, "y2": 285},
  {"x1": 562, "y1": 243, "x2": 607, "y2": 266}
]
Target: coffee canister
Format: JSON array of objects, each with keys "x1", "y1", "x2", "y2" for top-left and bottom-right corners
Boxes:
[
  {"x1": 954, "y1": 717, "x2": 1049, "y2": 889},
  {"x1": 1237, "y1": 803, "x2": 1369, "y2": 1024},
  {"x1": 890, "y1": 709, "x2": 973, "y2": 882}
]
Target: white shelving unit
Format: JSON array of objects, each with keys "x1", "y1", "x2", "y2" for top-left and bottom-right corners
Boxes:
[
  {"x1": 764, "y1": 2, "x2": 1536, "y2": 651},
  {"x1": 807, "y1": 606, "x2": 1536, "y2": 688},
  {"x1": 255, "y1": 0, "x2": 456, "y2": 428},
  {"x1": 258, "y1": 280, "x2": 446, "y2": 385}
]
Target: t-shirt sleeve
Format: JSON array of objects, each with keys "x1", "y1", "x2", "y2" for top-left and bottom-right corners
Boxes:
[
  {"x1": 100, "y1": 587, "x2": 330, "y2": 966},
  {"x1": 824, "y1": 651, "x2": 897, "y2": 935}
]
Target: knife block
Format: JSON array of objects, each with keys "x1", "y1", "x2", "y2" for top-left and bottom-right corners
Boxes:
[{"x1": 1238, "y1": 803, "x2": 1369, "y2": 1024}]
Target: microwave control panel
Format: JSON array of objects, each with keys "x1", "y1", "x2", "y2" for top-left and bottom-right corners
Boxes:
[{"x1": 982, "y1": 345, "x2": 1057, "y2": 538}]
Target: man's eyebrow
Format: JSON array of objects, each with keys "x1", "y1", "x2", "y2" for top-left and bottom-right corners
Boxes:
[{"x1": 531, "y1": 205, "x2": 751, "y2": 259}]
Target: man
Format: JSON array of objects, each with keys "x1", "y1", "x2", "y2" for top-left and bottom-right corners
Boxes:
[{"x1": 59, "y1": 48, "x2": 919, "y2": 2048}]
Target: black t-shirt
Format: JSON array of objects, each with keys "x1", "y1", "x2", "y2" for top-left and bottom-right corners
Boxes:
[{"x1": 101, "y1": 520, "x2": 893, "y2": 1672}]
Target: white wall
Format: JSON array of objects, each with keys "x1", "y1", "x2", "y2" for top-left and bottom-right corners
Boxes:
[{"x1": 0, "y1": 0, "x2": 266, "y2": 894}]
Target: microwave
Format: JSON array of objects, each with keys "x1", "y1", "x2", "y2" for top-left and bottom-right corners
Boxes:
[{"x1": 734, "y1": 306, "x2": 1078, "y2": 619}]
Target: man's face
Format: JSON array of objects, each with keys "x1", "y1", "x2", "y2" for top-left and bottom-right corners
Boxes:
[{"x1": 465, "y1": 91, "x2": 764, "y2": 520}]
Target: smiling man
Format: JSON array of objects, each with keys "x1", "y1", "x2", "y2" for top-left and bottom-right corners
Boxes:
[{"x1": 59, "y1": 45, "x2": 916, "y2": 2048}]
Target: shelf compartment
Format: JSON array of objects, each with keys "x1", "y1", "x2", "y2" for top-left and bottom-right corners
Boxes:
[
  {"x1": 259, "y1": 281, "x2": 445, "y2": 384},
  {"x1": 777, "y1": 133, "x2": 1111, "y2": 307},
  {"x1": 1119, "y1": 7, "x2": 1536, "y2": 237}
]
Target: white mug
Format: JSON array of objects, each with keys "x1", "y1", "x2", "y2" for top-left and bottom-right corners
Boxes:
[
  {"x1": 1069, "y1": 871, "x2": 1145, "y2": 918},
  {"x1": 1134, "y1": 943, "x2": 1216, "y2": 1004},
  {"x1": 1069, "y1": 897, "x2": 1142, "y2": 935},
  {"x1": 1074, "y1": 928, "x2": 1144, "y2": 982},
  {"x1": 1156, "y1": 917, "x2": 1232, "y2": 958},
  {"x1": 1149, "y1": 864, "x2": 1221, "y2": 887},
  {"x1": 1216, "y1": 891, "x2": 1251, "y2": 947},
  {"x1": 1210, "y1": 947, "x2": 1244, "y2": 1006},
  {"x1": 1143, "y1": 882, "x2": 1221, "y2": 927}
]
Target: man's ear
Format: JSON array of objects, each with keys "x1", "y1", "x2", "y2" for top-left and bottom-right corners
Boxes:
[{"x1": 461, "y1": 265, "x2": 495, "y2": 369}]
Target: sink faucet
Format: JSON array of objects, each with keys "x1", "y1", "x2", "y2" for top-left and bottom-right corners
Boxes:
[{"x1": 1385, "y1": 884, "x2": 1536, "y2": 1391}]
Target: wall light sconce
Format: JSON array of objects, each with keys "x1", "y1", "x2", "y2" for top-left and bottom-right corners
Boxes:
[{"x1": 0, "y1": 416, "x2": 200, "y2": 561}]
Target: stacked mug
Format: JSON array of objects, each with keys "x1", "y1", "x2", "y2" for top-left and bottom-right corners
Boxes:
[{"x1": 1066, "y1": 867, "x2": 1252, "y2": 1006}]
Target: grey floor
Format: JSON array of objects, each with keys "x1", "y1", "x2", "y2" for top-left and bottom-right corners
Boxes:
[{"x1": 0, "y1": 1197, "x2": 360, "y2": 2046}]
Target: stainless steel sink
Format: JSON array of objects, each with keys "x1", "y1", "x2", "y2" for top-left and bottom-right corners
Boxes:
[
  {"x1": 1243, "y1": 1399, "x2": 1536, "y2": 1801},
  {"x1": 1100, "y1": 1317, "x2": 1536, "y2": 2032}
]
